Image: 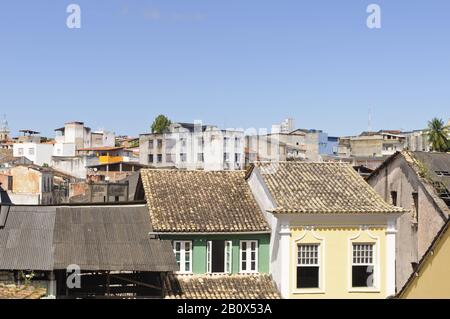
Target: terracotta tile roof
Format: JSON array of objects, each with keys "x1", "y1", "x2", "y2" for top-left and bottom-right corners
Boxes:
[
  {"x1": 140, "y1": 169, "x2": 270, "y2": 233},
  {"x1": 164, "y1": 274, "x2": 281, "y2": 299},
  {"x1": 253, "y1": 162, "x2": 405, "y2": 214},
  {"x1": 0, "y1": 284, "x2": 46, "y2": 299}
]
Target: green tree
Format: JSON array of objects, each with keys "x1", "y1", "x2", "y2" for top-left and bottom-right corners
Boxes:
[
  {"x1": 151, "y1": 115, "x2": 171, "y2": 134},
  {"x1": 427, "y1": 118, "x2": 449, "y2": 152}
]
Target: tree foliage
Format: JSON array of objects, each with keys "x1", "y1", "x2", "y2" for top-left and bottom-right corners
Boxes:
[
  {"x1": 427, "y1": 118, "x2": 449, "y2": 152},
  {"x1": 151, "y1": 115, "x2": 171, "y2": 134}
]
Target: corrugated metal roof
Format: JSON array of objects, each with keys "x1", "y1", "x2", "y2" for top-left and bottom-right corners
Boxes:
[
  {"x1": 0, "y1": 206, "x2": 56, "y2": 271},
  {"x1": 53, "y1": 205, "x2": 177, "y2": 272},
  {"x1": 0, "y1": 204, "x2": 177, "y2": 272}
]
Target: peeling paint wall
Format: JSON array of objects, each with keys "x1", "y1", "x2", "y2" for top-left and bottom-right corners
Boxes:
[{"x1": 368, "y1": 156, "x2": 446, "y2": 291}]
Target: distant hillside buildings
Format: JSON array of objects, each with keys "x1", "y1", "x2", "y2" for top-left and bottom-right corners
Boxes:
[{"x1": 140, "y1": 122, "x2": 246, "y2": 171}]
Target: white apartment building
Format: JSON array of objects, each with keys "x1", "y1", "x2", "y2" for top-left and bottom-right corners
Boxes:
[
  {"x1": 403, "y1": 130, "x2": 431, "y2": 152},
  {"x1": 13, "y1": 143, "x2": 53, "y2": 166},
  {"x1": 54, "y1": 122, "x2": 115, "y2": 157},
  {"x1": 271, "y1": 118, "x2": 295, "y2": 134},
  {"x1": 140, "y1": 122, "x2": 245, "y2": 171}
]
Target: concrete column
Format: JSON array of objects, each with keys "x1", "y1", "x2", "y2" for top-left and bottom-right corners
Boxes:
[
  {"x1": 386, "y1": 218, "x2": 398, "y2": 297},
  {"x1": 279, "y1": 222, "x2": 292, "y2": 299}
]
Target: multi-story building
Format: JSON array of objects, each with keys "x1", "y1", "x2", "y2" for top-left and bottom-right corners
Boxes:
[
  {"x1": 13, "y1": 142, "x2": 53, "y2": 166},
  {"x1": 271, "y1": 118, "x2": 295, "y2": 134},
  {"x1": 247, "y1": 161, "x2": 405, "y2": 299},
  {"x1": 0, "y1": 164, "x2": 77, "y2": 205},
  {"x1": 248, "y1": 120, "x2": 338, "y2": 164},
  {"x1": 51, "y1": 122, "x2": 117, "y2": 178},
  {"x1": 54, "y1": 121, "x2": 115, "y2": 157},
  {"x1": 244, "y1": 135, "x2": 288, "y2": 166},
  {"x1": 403, "y1": 130, "x2": 430, "y2": 152},
  {"x1": 140, "y1": 122, "x2": 245, "y2": 171},
  {"x1": 0, "y1": 165, "x2": 54, "y2": 205},
  {"x1": 338, "y1": 130, "x2": 406, "y2": 159},
  {"x1": 140, "y1": 169, "x2": 280, "y2": 299}
]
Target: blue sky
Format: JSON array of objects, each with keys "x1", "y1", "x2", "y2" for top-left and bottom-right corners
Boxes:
[{"x1": 0, "y1": 1, "x2": 449, "y2": 137}]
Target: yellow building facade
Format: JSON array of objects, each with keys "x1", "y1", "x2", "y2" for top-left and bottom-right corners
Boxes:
[
  {"x1": 247, "y1": 162, "x2": 405, "y2": 299},
  {"x1": 399, "y1": 221, "x2": 450, "y2": 299},
  {"x1": 288, "y1": 226, "x2": 389, "y2": 299}
]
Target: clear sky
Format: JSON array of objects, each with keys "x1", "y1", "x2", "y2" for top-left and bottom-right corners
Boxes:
[{"x1": 0, "y1": 1, "x2": 449, "y2": 137}]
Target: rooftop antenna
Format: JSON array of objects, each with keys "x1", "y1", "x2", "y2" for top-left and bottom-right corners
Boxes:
[{"x1": 368, "y1": 107, "x2": 373, "y2": 132}]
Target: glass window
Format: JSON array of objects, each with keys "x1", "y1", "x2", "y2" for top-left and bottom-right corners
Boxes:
[
  {"x1": 297, "y1": 244, "x2": 320, "y2": 289},
  {"x1": 223, "y1": 137, "x2": 229, "y2": 148},
  {"x1": 352, "y1": 244, "x2": 375, "y2": 288},
  {"x1": 173, "y1": 241, "x2": 193, "y2": 274},
  {"x1": 240, "y1": 240, "x2": 258, "y2": 273}
]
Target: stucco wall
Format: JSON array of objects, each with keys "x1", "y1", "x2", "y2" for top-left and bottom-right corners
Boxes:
[
  {"x1": 289, "y1": 227, "x2": 388, "y2": 299},
  {"x1": 368, "y1": 156, "x2": 446, "y2": 291},
  {"x1": 11, "y1": 166, "x2": 41, "y2": 194},
  {"x1": 401, "y1": 225, "x2": 450, "y2": 299},
  {"x1": 350, "y1": 138, "x2": 383, "y2": 157},
  {"x1": 160, "y1": 234, "x2": 270, "y2": 275}
]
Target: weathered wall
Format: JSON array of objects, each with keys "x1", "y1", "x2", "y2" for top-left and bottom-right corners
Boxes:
[
  {"x1": 10, "y1": 166, "x2": 40, "y2": 194},
  {"x1": 351, "y1": 138, "x2": 383, "y2": 157},
  {"x1": 368, "y1": 156, "x2": 446, "y2": 291},
  {"x1": 0, "y1": 174, "x2": 11, "y2": 190}
]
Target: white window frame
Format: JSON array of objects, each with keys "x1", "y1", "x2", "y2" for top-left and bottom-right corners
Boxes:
[
  {"x1": 296, "y1": 244, "x2": 321, "y2": 290},
  {"x1": 173, "y1": 241, "x2": 193, "y2": 274},
  {"x1": 207, "y1": 240, "x2": 233, "y2": 274},
  {"x1": 225, "y1": 241, "x2": 233, "y2": 274},
  {"x1": 351, "y1": 243, "x2": 376, "y2": 289},
  {"x1": 240, "y1": 240, "x2": 259, "y2": 274}
]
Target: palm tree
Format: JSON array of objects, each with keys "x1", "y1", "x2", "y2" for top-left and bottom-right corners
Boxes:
[{"x1": 427, "y1": 118, "x2": 449, "y2": 152}]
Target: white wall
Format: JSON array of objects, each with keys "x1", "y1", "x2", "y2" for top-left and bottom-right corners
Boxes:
[
  {"x1": 142, "y1": 126, "x2": 245, "y2": 171},
  {"x1": 247, "y1": 169, "x2": 284, "y2": 294},
  {"x1": 53, "y1": 143, "x2": 76, "y2": 157},
  {"x1": 13, "y1": 143, "x2": 54, "y2": 166},
  {"x1": 8, "y1": 193, "x2": 40, "y2": 205},
  {"x1": 51, "y1": 156, "x2": 97, "y2": 179}
]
